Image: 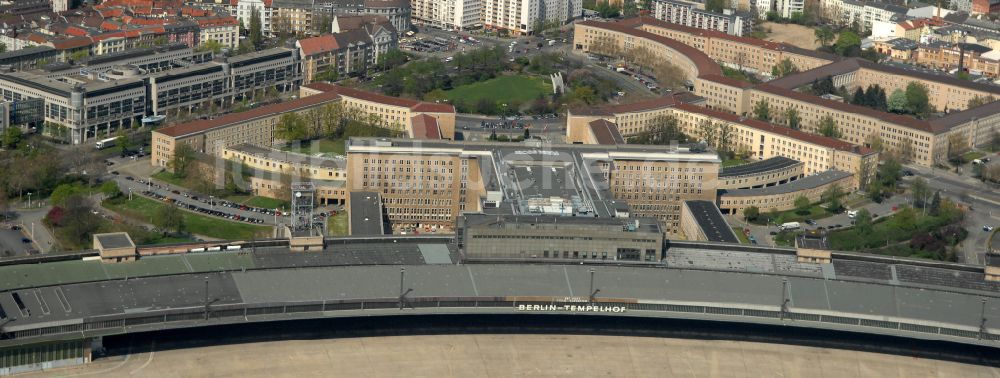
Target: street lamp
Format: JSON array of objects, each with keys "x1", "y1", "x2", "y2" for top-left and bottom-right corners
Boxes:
[
  {"x1": 26, "y1": 192, "x2": 32, "y2": 209},
  {"x1": 209, "y1": 195, "x2": 215, "y2": 210}
]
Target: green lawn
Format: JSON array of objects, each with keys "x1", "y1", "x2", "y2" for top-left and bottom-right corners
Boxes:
[
  {"x1": 151, "y1": 171, "x2": 188, "y2": 187},
  {"x1": 328, "y1": 211, "x2": 348, "y2": 236},
  {"x1": 827, "y1": 204, "x2": 966, "y2": 260},
  {"x1": 104, "y1": 196, "x2": 271, "y2": 240},
  {"x1": 732, "y1": 227, "x2": 750, "y2": 244},
  {"x1": 445, "y1": 75, "x2": 550, "y2": 104},
  {"x1": 962, "y1": 150, "x2": 986, "y2": 162},
  {"x1": 281, "y1": 138, "x2": 346, "y2": 156},
  {"x1": 245, "y1": 196, "x2": 290, "y2": 210},
  {"x1": 774, "y1": 230, "x2": 802, "y2": 247}
]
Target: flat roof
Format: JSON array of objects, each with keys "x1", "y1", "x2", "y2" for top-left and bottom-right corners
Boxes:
[
  {"x1": 349, "y1": 192, "x2": 385, "y2": 236},
  {"x1": 720, "y1": 170, "x2": 853, "y2": 197},
  {"x1": 227, "y1": 143, "x2": 345, "y2": 169},
  {"x1": 462, "y1": 213, "x2": 661, "y2": 233},
  {"x1": 719, "y1": 156, "x2": 802, "y2": 178},
  {"x1": 95, "y1": 233, "x2": 134, "y2": 249},
  {"x1": 684, "y1": 200, "x2": 739, "y2": 243}
]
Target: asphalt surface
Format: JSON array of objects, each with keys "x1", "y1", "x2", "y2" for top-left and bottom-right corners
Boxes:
[{"x1": 0, "y1": 228, "x2": 32, "y2": 257}]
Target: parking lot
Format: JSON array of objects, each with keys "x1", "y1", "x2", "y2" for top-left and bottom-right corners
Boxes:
[{"x1": 0, "y1": 227, "x2": 34, "y2": 258}]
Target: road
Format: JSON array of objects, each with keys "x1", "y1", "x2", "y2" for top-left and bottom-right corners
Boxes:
[{"x1": 903, "y1": 164, "x2": 1000, "y2": 264}]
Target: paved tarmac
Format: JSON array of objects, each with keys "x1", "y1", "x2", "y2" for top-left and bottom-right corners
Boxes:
[{"x1": 25, "y1": 334, "x2": 1000, "y2": 377}]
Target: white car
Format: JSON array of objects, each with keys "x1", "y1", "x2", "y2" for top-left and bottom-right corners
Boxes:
[{"x1": 985, "y1": 225, "x2": 995, "y2": 232}]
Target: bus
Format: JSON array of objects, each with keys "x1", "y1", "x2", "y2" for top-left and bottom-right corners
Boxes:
[{"x1": 95, "y1": 137, "x2": 117, "y2": 150}]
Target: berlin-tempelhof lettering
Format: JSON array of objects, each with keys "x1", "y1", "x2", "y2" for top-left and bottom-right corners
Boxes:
[{"x1": 517, "y1": 304, "x2": 628, "y2": 313}]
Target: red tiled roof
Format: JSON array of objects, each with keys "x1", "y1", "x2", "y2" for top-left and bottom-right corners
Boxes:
[
  {"x1": 572, "y1": 95, "x2": 679, "y2": 116},
  {"x1": 411, "y1": 102, "x2": 455, "y2": 113},
  {"x1": 158, "y1": 86, "x2": 455, "y2": 138},
  {"x1": 157, "y1": 91, "x2": 343, "y2": 138},
  {"x1": 577, "y1": 20, "x2": 722, "y2": 78},
  {"x1": 302, "y1": 82, "x2": 339, "y2": 92},
  {"x1": 65, "y1": 26, "x2": 89, "y2": 37},
  {"x1": 620, "y1": 16, "x2": 785, "y2": 50},
  {"x1": 297, "y1": 34, "x2": 340, "y2": 56},
  {"x1": 588, "y1": 119, "x2": 625, "y2": 145},
  {"x1": 409, "y1": 114, "x2": 442, "y2": 140},
  {"x1": 699, "y1": 74, "x2": 754, "y2": 89},
  {"x1": 326, "y1": 85, "x2": 455, "y2": 113},
  {"x1": 52, "y1": 36, "x2": 94, "y2": 50},
  {"x1": 675, "y1": 102, "x2": 874, "y2": 154},
  {"x1": 195, "y1": 16, "x2": 238, "y2": 28},
  {"x1": 101, "y1": 21, "x2": 120, "y2": 30},
  {"x1": 754, "y1": 84, "x2": 932, "y2": 133}
]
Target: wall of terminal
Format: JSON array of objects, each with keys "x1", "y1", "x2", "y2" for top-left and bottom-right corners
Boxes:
[{"x1": 718, "y1": 173, "x2": 855, "y2": 215}]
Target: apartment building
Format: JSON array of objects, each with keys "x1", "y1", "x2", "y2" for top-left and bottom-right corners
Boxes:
[
  {"x1": 346, "y1": 138, "x2": 720, "y2": 236},
  {"x1": 916, "y1": 42, "x2": 1000, "y2": 78},
  {"x1": 196, "y1": 16, "x2": 241, "y2": 48},
  {"x1": 151, "y1": 83, "x2": 455, "y2": 168},
  {"x1": 821, "y1": 0, "x2": 907, "y2": 31},
  {"x1": 237, "y1": 0, "x2": 274, "y2": 36},
  {"x1": 296, "y1": 15, "x2": 397, "y2": 81},
  {"x1": 412, "y1": 0, "x2": 481, "y2": 31},
  {"x1": 652, "y1": 0, "x2": 753, "y2": 36},
  {"x1": 480, "y1": 0, "x2": 581, "y2": 35},
  {"x1": 272, "y1": 0, "x2": 319, "y2": 35},
  {"x1": 320, "y1": 0, "x2": 412, "y2": 35}
]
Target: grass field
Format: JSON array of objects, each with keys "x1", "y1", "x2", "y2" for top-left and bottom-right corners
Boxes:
[
  {"x1": 328, "y1": 211, "x2": 348, "y2": 236},
  {"x1": 152, "y1": 171, "x2": 188, "y2": 187},
  {"x1": 281, "y1": 138, "x2": 346, "y2": 156},
  {"x1": 750, "y1": 205, "x2": 833, "y2": 225},
  {"x1": 721, "y1": 158, "x2": 749, "y2": 168},
  {"x1": 245, "y1": 196, "x2": 290, "y2": 210},
  {"x1": 732, "y1": 227, "x2": 750, "y2": 244},
  {"x1": 445, "y1": 75, "x2": 550, "y2": 104},
  {"x1": 104, "y1": 196, "x2": 271, "y2": 240}
]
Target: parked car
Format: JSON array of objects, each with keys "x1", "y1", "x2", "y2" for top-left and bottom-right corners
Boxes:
[{"x1": 985, "y1": 225, "x2": 995, "y2": 232}]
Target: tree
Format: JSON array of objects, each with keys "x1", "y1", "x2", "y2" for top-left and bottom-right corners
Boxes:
[
  {"x1": 169, "y1": 143, "x2": 196, "y2": 178},
  {"x1": 100, "y1": 180, "x2": 120, "y2": 199},
  {"x1": 854, "y1": 208, "x2": 873, "y2": 235},
  {"x1": 705, "y1": 0, "x2": 726, "y2": 12},
  {"x1": 697, "y1": 119, "x2": 717, "y2": 147},
  {"x1": 275, "y1": 113, "x2": 308, "y2": 141},
  {"x1": 887, "y1": 89, "x2": 907, "y2": 114},
  {"x1": 822, "y1": 184, "x2": 844, "y2": 212},
  {"x1": 991, "y1": 129, "x2": 1000, "y2": 152},
  {"x1": 753, "y1": 99, "x2": 771, "y2": 121},
  {"x1": 1, "y1": 127, "x2": 22, "y2": 149},
  {"x1": 814, "y1": 26, "x2": 834, "y2": 47},
  {"x1": 623, "y1": 0, "x2": 639, "y2": 17},
  {"x1": 968, "y1": 95, "x2": 996, "y2": 109},
  {"x1": 946, "y1": 133, "x2": 970, "y2": 164},
  {"x1": 811, "y1": 76, "x2": 834, "y2": 95},
  {"x1": 784, "y1": 108, "x2": 800, "y2": 130},
  {"x1": 817, "y1": 115, "x2": 840, "y2": 138},
  {"x1": 61, "y1": 195, "x2": 100, "y2": 246},
  {"x1": 771, "y1": 58, "x2": 798, "y2": 78},
  {"x1": 905, "y1": 81, "x2": 931, "y2": 117},
  {"x1": 248, "y1": 6, "x2": 264, "y2": 51},
  {"x1": 629, "y1": 115, "x2": 688, "y2": 145},
  {"x1": 377, "y1": 48, "x2": 408, "y2": 71},
  {"x1": 595, "y1": 2, "x2": 621, "y2": 17},
  {"x1": 199, "y1": 39, "x2": 224, "y2": 54},
  {"x1": 834, "y1": 30, "x2": 861, "y2": 56},
  {"x1": 794, "y1": 195, "x2": 810, "y2": 214},
  {"x1": 50, "y1": 183, "x2": 86, "y2": 206},
  {"x1": 0, "y1": 42, "x2": 6, "y2": 53},
  {"x1": 911, "y1": 177, "x2": 930, "y2": 208},
  {"x1": 879, "y1": 157, "x2": 902, "y2": 187},
  {"x1": 155, "y1": 204, "x2": 185, "y2": 233},
  {"x1": 929, "y1": 191, "x2": 942, "y2": 216},
  {"x1": 850, "y1": 87, "x2": 866, "y2": 106},
  {"x1": 744, "y1": 206, "x2": 760, "y2": 221},
  {"x1": 70, "y1": 50, "x2": 89, "y2": 62},
  {"x1": 115, "y1": 130, "x2": 131, "y2": 155}
]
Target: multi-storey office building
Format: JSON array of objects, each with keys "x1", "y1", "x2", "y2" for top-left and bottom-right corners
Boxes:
[
  {"x1": 574, "y1": 18, "x2": 1000, "y2": 168},
  {"x1": 566, "y1": 93, "x2": 878, "y2": 189},
  {"x1": 652, "y1": 0, "x2": 753, "y2": 37},
  {"x1": 345, "y1": 138, "x2": 720, "y2": 237},
  {"x1": 221, "y1": 143, "x2": 350, "y2": 205},
  {"x1": 151, "y1": 83, "x2": 455, "y2": 168},
  {"x1": 0, "y1": 47, "x2": 300, "y2": 144},
  {"x1": 411, "y1": 0, "x2": 481, "y2": 31}
]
